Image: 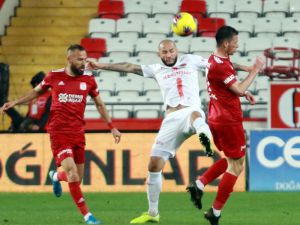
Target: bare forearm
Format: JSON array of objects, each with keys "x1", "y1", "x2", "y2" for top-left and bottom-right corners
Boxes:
[
  {"x1": 233, "y1": 63, "x2": 252, "y2": 72},
  {"x1": 98, "y1": 63, "x2": 143, "y2": 75},
  {"x1": 237, "y1": 69, "x2": 259, "y2": 94},
  {"x1": 15, "y1": 89, "x2": 40, "y2": 105},
  {"x1": 96, "y1": 103, "x2": 112, "y2": 123}
]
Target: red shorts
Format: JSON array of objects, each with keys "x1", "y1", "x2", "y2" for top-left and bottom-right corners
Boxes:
[
  {"x1": 209, "y1": 123, "x2": 246, "y2": 159},
  {"x1": 49, "y1": 132, "x2": 85, "y2": 167}
]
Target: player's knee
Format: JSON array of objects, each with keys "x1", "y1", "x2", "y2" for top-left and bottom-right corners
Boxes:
[
  {"x1": 191, "y1": 111, "x2": 201, "y2": 122},
  {"x1": 65, "y1": 167, "x2": 79, "y2": 182}
]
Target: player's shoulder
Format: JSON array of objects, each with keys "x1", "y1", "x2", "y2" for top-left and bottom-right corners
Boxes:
[{"x1": 47, "y1": 68, "x2": 65, "y2": 77}]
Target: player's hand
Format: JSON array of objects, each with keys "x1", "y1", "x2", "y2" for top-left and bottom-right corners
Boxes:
[
  {"x1": 86, "y1": 59, "x2": 102, "y2": 70},
  {"x1": 253, "y1": 56, "x2": 265, "y2": 72},
  {"x1": 111, "y1": 128, "x2": 121, "y2": 144},
  {"x1": 30, "y1": 124, "x2": 40, "y2": 131},
  {"x1": 0, "y1": 101, "x2": 17, "y2": 114},
  {"x1": 245, "y1": 91, "x2": 256, "y2": 105}
]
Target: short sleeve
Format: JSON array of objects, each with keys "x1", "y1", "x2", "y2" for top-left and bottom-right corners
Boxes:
[
  {"x1": 141, "y1": 64, "x2": 160, "y2": 78},
  {"x1": 188, "y1": 54, "x2": 208, "y2": 70},
  {"x1": 39, "y1": 73, "x2": 52, "y2": 90},
  {"x1": 219, "y1": 63, "x2": 237, "y2": 88},
  {"x1": 89, "y1": 77, "x2": 99, "y2": 97}
]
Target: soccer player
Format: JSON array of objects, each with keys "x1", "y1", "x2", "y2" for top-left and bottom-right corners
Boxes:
[
  {"x1": 186, "y1": 26, "x2": 265, "y2": 225},
  {"x1": 0, "y1": 44, "x2": 122, "y2": 225},
  {"x1": 87, "y1": 39, "x2": 252, "y2": 224}
]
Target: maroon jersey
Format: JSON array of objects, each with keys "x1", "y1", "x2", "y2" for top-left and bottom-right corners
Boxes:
[
  {"x1": 39, "y1": 68, "x2": 99, "y2": 133},
  {"x1": 207, "y1": 54, "x2": 242, "y2": 125}
]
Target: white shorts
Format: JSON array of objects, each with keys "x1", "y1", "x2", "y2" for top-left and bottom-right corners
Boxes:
[{"x1": 151, "y1": 106, "x2": 206, "y2": 160}]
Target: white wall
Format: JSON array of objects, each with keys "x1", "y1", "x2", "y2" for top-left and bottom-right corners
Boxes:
[{"x1": 0, "y1": 0, "x2": 19, "y2": 36}]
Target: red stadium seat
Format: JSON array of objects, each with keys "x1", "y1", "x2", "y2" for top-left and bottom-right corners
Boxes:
[
  {"x1": 197, "y1": 18, "x2": 225, "y2": 37},
  {"x1": 98, "y1": 0, "x2": 124, "y2": 20},
  {"x1": 80, "y1": 38, "x2": 106, "y2": 59},
  {"x1": 180, "y1": 0, "x2": 207, "y2": 18}
]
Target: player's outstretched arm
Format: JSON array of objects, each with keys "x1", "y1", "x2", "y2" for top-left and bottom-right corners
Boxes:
[
  {"x1": 229, "y1": 57, "x2": 265, "y2": 96},
  {"x1": 0, "y1": 86, "x2": 43, "y2": 114},
  {"x1": 232, "y1": 63, "x2": 253, "y2": 72},
  {"x1": 87, "y1": 59, "x2": 143, "y2": 76},
  {"x1": 92, "y1": 95, "x2": 121, "y2": 144}
]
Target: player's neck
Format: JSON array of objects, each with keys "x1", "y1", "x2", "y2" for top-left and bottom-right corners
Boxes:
[
  {"x1": 65, "y1": 66, "x2": 76, "y2": 77},
  {"x1": 215, "y1": 49, "x2": 229, "y2": 58}
]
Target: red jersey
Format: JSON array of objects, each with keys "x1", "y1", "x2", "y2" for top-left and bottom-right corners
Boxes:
[
  {"x1": 27, "y1": 91, "x2": 51, "y2": 120},
  {"x1": 207, "y1": 54, "x2": 243, "y2": 125},
  {"x1": 39, "y1": 68, "x2": 99, "y2": 133}
]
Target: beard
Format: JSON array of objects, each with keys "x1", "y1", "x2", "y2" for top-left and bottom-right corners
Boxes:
[
  {"x1": 161, "y1": 57, "x2": 177, "y2": 67},
  {"x1": 70, "y1": 64, "x2": 84, "y2": 76}
]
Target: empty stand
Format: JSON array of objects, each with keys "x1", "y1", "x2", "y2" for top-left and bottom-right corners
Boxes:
[
  {"x1": 88, "y1": 18, "x2": 116, "y2": 38},
  {"x1": 98, "y1": 0, "x2": 124, "y2": 19}
]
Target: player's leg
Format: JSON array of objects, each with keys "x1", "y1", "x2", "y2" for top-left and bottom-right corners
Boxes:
[
  {"x1": 130, "y1": 155, "x2": 167, "y2": 224},
  {"x1": 204, "y1": 156, "x2": 244, "y2": 225},
  {"x1": 190, "y1": 110, "x2": 213, "y2": 156},
  {"x1": 61, "y1": 157, "x2": 101, "y2": 224}
]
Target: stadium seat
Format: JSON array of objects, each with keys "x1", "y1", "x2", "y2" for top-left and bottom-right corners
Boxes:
[
  {"x1": 84, "y1": 104, "x2": 99, "y2": 119},
  {"x1": 124, "y1": 0, "x2": 152, "y2": 18},
  {"x1": 152, "y1": 0, "x2": 179, "y2": 17},
  {"x1": 235, "y1": 0, "x2": 262, "y2": 19},
  {"x1": 255, "y1": 76, "x2": 270, "y2": 92},
  {"x1": 207, "y1": 0, "x2": 235, "y2": 20},
  {"x1": 115, "y1": 76, "x2": 144, "y2": 95},
  {"x1": 97, "y1": 71, "x2": 121, "y2": 80},
  {"x1": 96, "y1": 76, "x2": 115, "y2": 94},
  {"x1": 281, "y1": 17, "x2": 300, "y2": 38},
  {"x1": 98, "y1": 56, "x2": 129, "y2": 63},
  {"x1": 135, "y1": 109, "x2": 160, "y2": 118},
  {"x1": 80, "y1": 38, "x2": 106, "y2": 59},
  {"x1": 189, "y1": 37, "x2": 215, "y2": 58},
  {"x1": 135, "y1": 38, "x2": 161, "y2": 57},
  {"x1": 197, "y1": 18, "x2": 225, "y2": 37},
  {"x1": 289, "y1": 0, "x2": 300, "y2": 17},
  {"x1": 272, "y1": 37, "x2": 300, "y2": 49},
  {"x1": 88, "y1": 18, "x2": 116, "y2": 37},
  {"x1": 254, "y1": 18, "x2": 282, "y2": 38},
  {"x1": 244, "y1": 37, "x2": 272, "y2": 58},
  {"x1": 180, "y1": 0, "x2": 206, "y2": 20},
  {"x1": 200, "y1": 90, "x2": 210, "y2": 103},
  {"x1": 227, "y1": 18, "x2": 254, "y2": 39},
  {"x1": 98, "y1": 0, "x2": 124, "y2": 19},
  {"x1": 248, "y1": 105, "x2": 268, "y2": 118},
  {"x1": 143, "y1": 18, "x2": 171, "y2": 38},
  {"x1": 116, "y1": 18, "x2": 143, "y2": 39},
  {"x1": 106, "y1": 38, "x2": 135, "y2": 57},
  {"x1": 263, "y1": 0, "x2": 289, "y2": 18}
]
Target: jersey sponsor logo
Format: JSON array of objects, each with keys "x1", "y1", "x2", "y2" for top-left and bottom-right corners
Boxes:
[
  {"x1": 80, "y1": 82, "x2": 87, "y2": 90},
  {"x1": 58, "y1": 93, "x2": 84, "y2": 103},
  {"x1": 58, "y1": 81, "x2": 65, "y2": 86},
  {"x1": 214, "y1": 56, "x2": 223, "y2": 64},
  {"x1": 223, "y1": 74, "x2": 235, "y2": 85},
  {"x1": 163, "y1": 70, "x2": 191, "y2": 79},
  {"x1": 57, "y1": 148, "x2": 72, "y2": 159}
]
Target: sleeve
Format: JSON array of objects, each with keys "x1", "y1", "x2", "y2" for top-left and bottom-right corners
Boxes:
[
  {"x1": 218, "y1": 63, "x2": 237, "y2": 88},
  {"x1": 39, "y1": 73, "x2": 52, "y2": 90},
  {"x1": 189, "y1": 54, "x2": 208, "y2": 70},
  {"x1": 89, "y1": 77, "x2": 100, "y2": 97},
  {"x1": 141, "y1": 64, "x2": 159, "y2": 78}
]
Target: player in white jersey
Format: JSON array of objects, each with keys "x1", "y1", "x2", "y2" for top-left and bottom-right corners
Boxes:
[{"x1": 87, "y1": 39, "x2": 251, "y2": 223}]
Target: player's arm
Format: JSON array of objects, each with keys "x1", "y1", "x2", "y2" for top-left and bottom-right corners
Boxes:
[
  {"x1": 232, "y1": 63, "x2": 253, "y2": 72},
  {"x1": 229, "y1": 57, "x2": 265, "y2": 97},
  {"x1": 0, "y1": 85, "x2": 44, "y2": 114},
  {"x1": 87, "y1": 60, "x2": 143, "y2": 76},
  {"x1": 92, "y1": 95, "x2": 121, "y2": 143}
]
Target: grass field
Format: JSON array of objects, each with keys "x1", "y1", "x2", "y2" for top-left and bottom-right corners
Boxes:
[{"x1": 0, "y1": 192, "x2": 299, "y2": 225}]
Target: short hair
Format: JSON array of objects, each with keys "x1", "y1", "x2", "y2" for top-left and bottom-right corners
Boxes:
[
  {"x1": 30, "y1": 71, "x2": 45, "y2": 87},
  {"x1": 67, "y1": 44, "x2": 86, "y2": 52},
  {"x1": 215, "y1": 26, "x2": 238, "y2": 47}
]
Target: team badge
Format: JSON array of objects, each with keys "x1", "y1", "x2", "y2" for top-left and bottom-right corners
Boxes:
[{"x1": 80, "y1": 82, "x2": 87, "y2": 90}]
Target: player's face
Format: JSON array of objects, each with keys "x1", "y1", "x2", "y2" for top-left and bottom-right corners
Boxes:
[
  {"x1": 159, "y1": 43, "x2": 178, "y2": 67},
  {"x1": 227, "y1": 35, "x2": 239, "y2": 55},
  {"x1": 68, "y1": 50, "x2": 87, "y2": 76}
]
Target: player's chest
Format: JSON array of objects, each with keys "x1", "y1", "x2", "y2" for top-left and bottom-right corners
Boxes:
[{"x1": 53, "y1": 79, "x2": 90, "y2": 95}]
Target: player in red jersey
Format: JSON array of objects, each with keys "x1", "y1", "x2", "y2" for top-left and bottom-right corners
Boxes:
[
  {"x1": 0, "y1": 44, "x2": 121, "y2": 224},
  {"x1": 186, "y1": 26, "x2": 265, "y2": 225}
]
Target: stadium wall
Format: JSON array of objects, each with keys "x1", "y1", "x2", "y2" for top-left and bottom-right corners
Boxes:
[
  {"x1": 0, "y1": 0, "x2": 18, "y2": 35},
  {"x1": 0, "y1": 133, "x2": 245, "y2": 192}
]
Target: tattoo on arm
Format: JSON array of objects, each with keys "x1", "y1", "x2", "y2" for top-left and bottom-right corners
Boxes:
[{"x1": 102, "y1": 63, "x2": 143, "y2": 75}]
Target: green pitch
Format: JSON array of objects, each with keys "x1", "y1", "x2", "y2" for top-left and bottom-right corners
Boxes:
[{"x1": 0, "y1": 192, "x2": 299, "y2": 225}]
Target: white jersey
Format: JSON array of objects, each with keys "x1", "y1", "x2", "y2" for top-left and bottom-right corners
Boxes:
[{"x1": 141, "y1": 54, "x2": 207, "y2": 109}]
